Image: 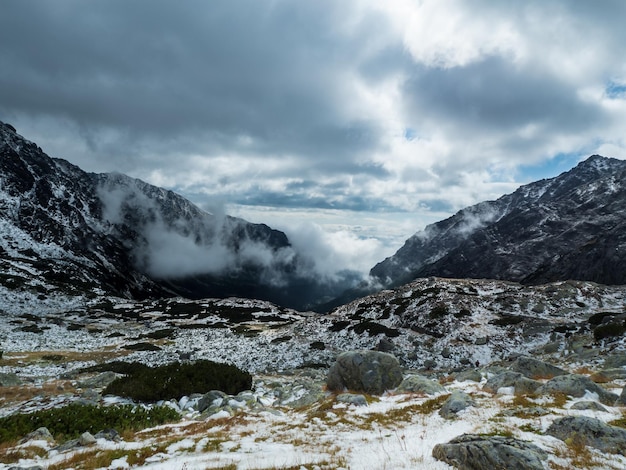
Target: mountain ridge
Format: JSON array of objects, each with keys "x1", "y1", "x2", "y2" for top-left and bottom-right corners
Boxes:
[
  {"x1": 371, "y1": 154, "x2": 626, "y2": 288},
  {"x1": 0, "y1": 121, "x2": 353, "y2": 310}
]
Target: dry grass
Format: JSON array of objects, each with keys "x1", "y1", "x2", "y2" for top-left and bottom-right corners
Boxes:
[
  {"x1": 0, "y1": 349, "x2": 132, "y2": 367},
  {"x1": 0, "y1": 441, "x2": 48, "y2": 464},
  {"x1": 0, "y1": 380, "x2": 76, "y2": 406},
  {"x1": 549, "y1": 433, "x2": 602, "y2": 469}
]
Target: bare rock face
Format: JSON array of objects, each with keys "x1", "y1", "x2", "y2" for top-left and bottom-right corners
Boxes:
[
  {"x1": 326, "y1": 350, "x2": 403, "y2": 395},
  {"x1": 432, "y1": 433, "x2": 547, "y2": 470}
]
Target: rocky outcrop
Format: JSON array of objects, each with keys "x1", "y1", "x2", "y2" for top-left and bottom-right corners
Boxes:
[
  {"x1": 547, "y1": 416, "x2": 626, "y2": 455},
  {"x1": 483, "y1": 372, "x2": 541, "y2": 395},
  {"x1": 510, "y1": 356, "x2": 568, "y2": 379},
  {"x1": 432, "y1": 433, "x2": 547, "y2": 470},
  {"x1": 326, "y1": 351, "x2": 403, "y2": 395},
  {"x1": 537, "y1": 374, "x2": 619, "y2": 406}
]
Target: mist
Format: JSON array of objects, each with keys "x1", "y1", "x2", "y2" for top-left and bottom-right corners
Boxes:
[{"x1": 96, "y1": 175, "x2": 370, "y2": 304}]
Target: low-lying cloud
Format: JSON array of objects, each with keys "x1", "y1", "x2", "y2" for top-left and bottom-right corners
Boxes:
[{"x1": 97, "y1": 175, "x2": 371, "y2": 295}]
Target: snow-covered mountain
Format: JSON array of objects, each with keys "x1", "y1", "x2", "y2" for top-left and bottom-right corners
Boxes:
[
  {"x1": 371, "y1": 155, "x2": 626, "y2": 288},
  {"x1": 0, "y1": 121, "x2": 351, "y2": 310}
]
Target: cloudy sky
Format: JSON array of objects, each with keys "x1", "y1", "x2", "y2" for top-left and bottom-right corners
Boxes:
[{"x1": 2, "y1": 0, "x2": 626, "y2": 273}]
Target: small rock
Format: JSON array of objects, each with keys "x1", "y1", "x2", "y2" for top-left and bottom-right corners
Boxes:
[
  {"x1": 439, "y1": 390, "x2": 474, "y2": 419},
  {"x1": 474, "y1": 337, "x2": 488, "y2": 345},
  {"x1": 441, "y1": 347, "x2": 451, "y2": 359},
  {"x1": 537, "y1": 374, "x2": 619, "y2": 406},
  {"x1": 510, "y1": 356, "x2": 568, "y2": 379},
  {"x1": 570, "y1": 401, "x2": 608, "y2": 412},
  {"x1": 432, "y1": 433, "x2": 547, "y2": 470},
  {"x1": 336, "y1": 393, "x2": 367, "y2": 406},
  {"x1": 95, "y1": 429, "x2": 121, "y2": 441},
  {"x1": 19, "y1": 427, "x2": 54, "y2": 444},
  {"x1": 396, "y1": 374, "x2": 445, "y2": 395},
  {"x1": 79, "y1": 431, "x2": 96, "y2": 446},
  {"x1": 547, "y1": 416, "x2": 626, "y2": 455}
]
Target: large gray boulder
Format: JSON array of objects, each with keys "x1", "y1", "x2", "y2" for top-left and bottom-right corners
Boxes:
[
  {"x1": 483, "y1": 372, "x2": 541, "y2": 395},
  {"x1": 510, "y1": 356, "x2": 568, "y2": 379},
  {"x1": 432, "y1": 433, "x2": 547, "y2": 470},
  {"x1": 537, "y1": 374, "x2": 619, "y2": 405},
  {"x1": 396, "y1": 374, "x2": 445, "y2": 395},
  {"x1": 326, "y1": 350, "x2": 403, "y2": 395},
  {"x1": 439, "y1": 390, "x2": 474, "y2": 419},
  {"x1": 547, "y1": 416, "x2": 626, "y2": 455}
]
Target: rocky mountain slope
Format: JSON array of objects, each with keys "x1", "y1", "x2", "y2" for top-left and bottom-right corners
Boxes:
[
  {"x1": 371, "y1": 155, "x2": 626, "y2": 288},
  {"x1": 0, "y1": 121, "x2": 352, "y2": 310}
]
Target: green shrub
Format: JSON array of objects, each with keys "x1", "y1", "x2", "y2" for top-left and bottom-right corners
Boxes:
[
  {"x1": 103, "y1": 360, "x2": 252, "y2": 402},
  {"x1": 429, "y1": 304, "x2": 448, "y2": 319},
  {"x1": 0, "y1": 403, "x2": 179, "y2": 443},
  {"x1": 82, "y1": 361, "x2": 150, "y2": 376}
]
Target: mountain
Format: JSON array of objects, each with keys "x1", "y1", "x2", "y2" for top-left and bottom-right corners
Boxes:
[
  {"x1": 371, "y1": 155, "x2": 626, "y2": 287},
  {"x1": 0, "y1": 121, "x2": 351, "y2": 310}
]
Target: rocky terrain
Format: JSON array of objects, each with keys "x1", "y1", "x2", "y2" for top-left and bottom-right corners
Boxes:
[
  {"x1": 371, "y1": 155, "x2": 626, "y2": 289},
  {"x1": 1, "y1": 277, "x2": 625, "y2": 469}
]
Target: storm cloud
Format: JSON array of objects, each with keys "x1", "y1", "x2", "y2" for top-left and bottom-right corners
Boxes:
[{"x1": 2, "y1": 0, "x2": 626, "y2": 267}]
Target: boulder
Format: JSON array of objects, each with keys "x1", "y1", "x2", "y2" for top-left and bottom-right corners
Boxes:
[
  {"x1": 483, "y1": 372, "x2": 541, "y2": 395},
  {"x1": 547, "y1": 416, "x2": 626, "y2": 455},
  {"x1": 336, "y1": 393, "x2": 367, "y2": 406},
  {"x1": 78, "y1": 371, "x2": 118, "y2": 389},
  {"x1": 19, "y1": 427, "x2": 55, "y2": 444},
  {"x1": 326, "y1": 350, "x2": 403, "y2": 395},
  {"x1": 0, "y1": 372, "x2": 22, "y2": 387},
  {"x1": 432, "y1": 433, "x2": 547, "y2": 470},
  {"x1": 455, "y1": 370, "x2": 482, "y2": 382},
  {"x1": 197, "y1": 390, "x2": 228, "y2": 413},
  {"x1": 439, "y1": 390, "x2": 474, "y2": 419},
  {"x1": 396, "y1": 374, "x2": 445, "y2": 395},
  {"x1": 510, "y1": 356, "x2": 568, "y2": 379},
  {"x1": 603, "y1": 353, "x2": 626, "y2": 369},
  {"x1": 537, "y1": 374, "x2": 619, "y2": 405}
]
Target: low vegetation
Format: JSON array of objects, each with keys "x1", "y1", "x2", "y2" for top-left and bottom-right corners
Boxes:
[
  {"x1": 103, "y1": 360, "x2": 253, "y2": 402},
  {"x1": 0, "y1": 403, "x2": 180, "y2": 443}
]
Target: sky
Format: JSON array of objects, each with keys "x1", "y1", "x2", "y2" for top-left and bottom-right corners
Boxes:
[{"x1": 1, "y1": 0, "x2": 626, "y2": 274}]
